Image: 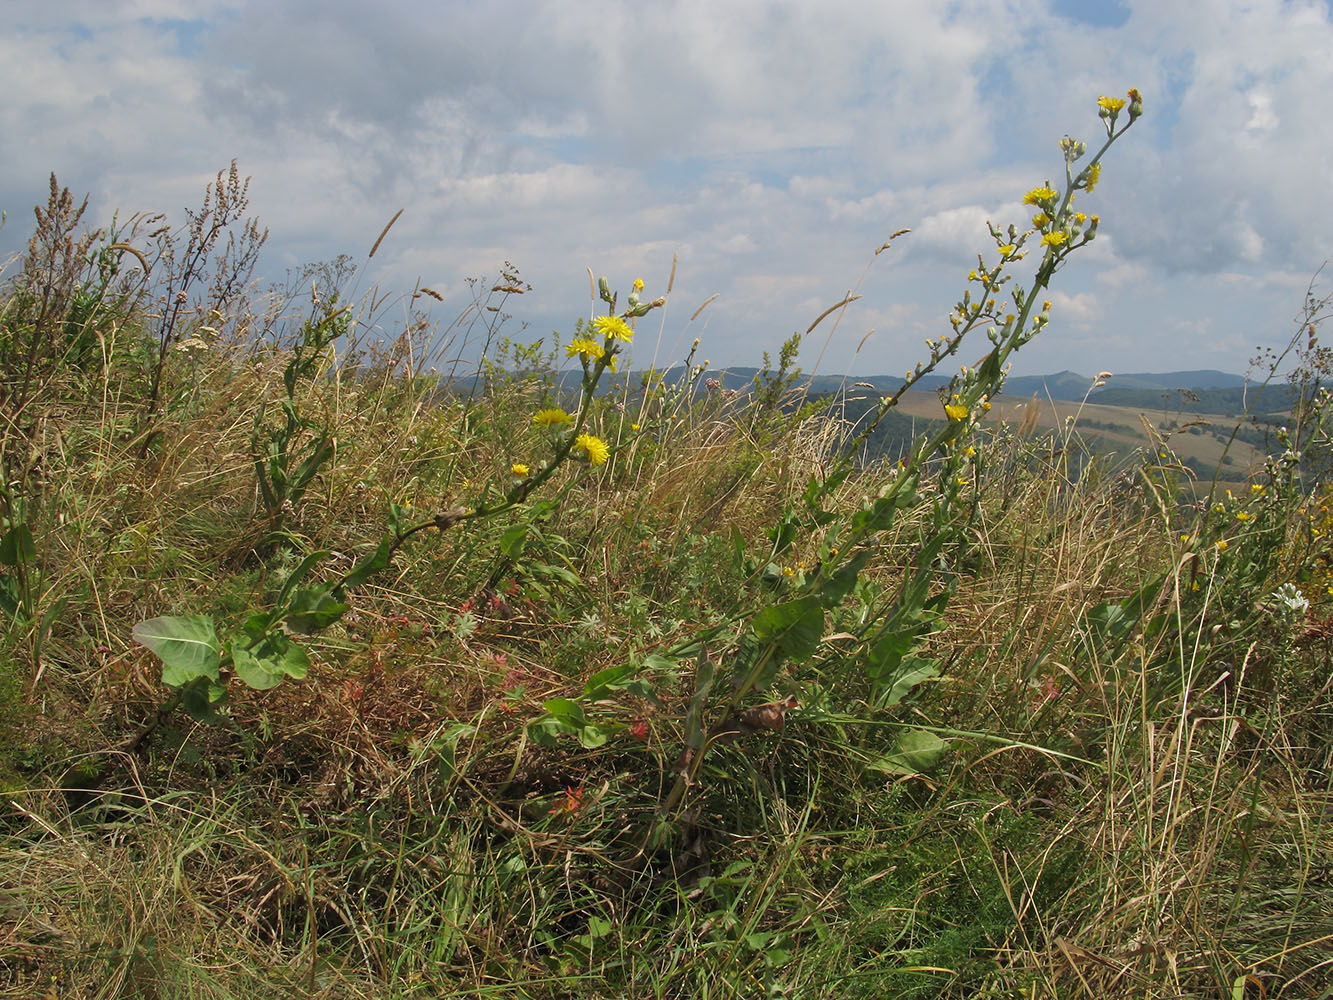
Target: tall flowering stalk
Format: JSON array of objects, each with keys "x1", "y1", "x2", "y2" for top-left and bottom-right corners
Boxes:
[{"x1": 641, "y1": 90, "x2": 1145, "y2": 827}]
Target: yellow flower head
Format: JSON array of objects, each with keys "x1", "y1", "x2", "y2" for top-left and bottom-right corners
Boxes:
[
  {"x1": 574, "y1": 433, "x2": 610, "y2": 466},
  {"x1": 1023, "y1": 185, "x2": 1058, "y2": 207},
  {"x1": 533, "y1": 407, "x2": 574, "y2": 427},
  {"x1": 632, "y1": 277, "x2": 645, "y2": 293},
  {"x1": 630, "y1": 422, "x2": 640, "y2": 431},
  {"x1": 1215, "y1": 539, "x2": 1229, "y2": 552},
  {"x1": 1074, "y1": 212, "x2": 1086, "y2": 224},
  {"x1": 510, "y1": 463, "x2": 529, "y2": 477},
  {"x1": 1083, "y1": 163, "x2": 1101, "y2": 193},
  {"x1": 998, "y1": 244, "x2": 1016, "y2": 256},
  {"x1": 944, "y1": 402, "x2": 969, "y2": 421},
  {"x1": 567, "y1": 337, "x2": 605, "y2": 361},
  {"x1": 1031, "y1": 212, "x2": 1050, "y2": 228},
  {"x1": 592, "y1": 314, "x2": 634, "y2": 343},
  {"x1": 1042, "y1": 231, "x2": 1069, "y2": 247},
  {"x1": 1097, "y1": 95, "x2": 1127, "y2": 115}
]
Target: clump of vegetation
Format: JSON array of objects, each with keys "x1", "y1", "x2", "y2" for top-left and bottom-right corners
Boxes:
[{"x1": 1, "y1": 92, "x2": 1330, "y2": 1000}]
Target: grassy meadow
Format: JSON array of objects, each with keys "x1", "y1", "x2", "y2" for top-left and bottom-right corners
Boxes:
[{"x1": 2, "y1": 98, "x2": 1332, "y2": 999}]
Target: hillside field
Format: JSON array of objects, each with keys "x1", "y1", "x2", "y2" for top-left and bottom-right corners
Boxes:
[{"x1": 2, "y1": 152, "x2": 1331, "y2": 1000}]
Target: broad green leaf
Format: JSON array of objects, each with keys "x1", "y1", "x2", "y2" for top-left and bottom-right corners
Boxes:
[
  {"x1": 870, "y1": 728, "x2": 948, "y2": 775},
  {"x1": 255, "y1": 632, "x2": 310, "y2": 680},
  {"x1": 818, "y1": 549, "x2": 871, "y2": 608},
  {"x1": 281, "y1": 642, "x2": 310, "y2": 679},
  {"x1": 275, "y1": 549, "x2": 331, "y2": 611},
  {"x1": 500, "y1": 524, "x2": 529, "y2": 559},
  {"x1": 180, "y1": 677, "x2": 224, "y2": 723},
  {"x1": 752, "y1": 594, "x2": 817, "y2": 639},
  {"x1": 851, "y1": 476, "x2": 917, "y2": 534},
  {"x1": 883, "y1": 657, "x2": 941, "y2": 706},
  {"x1": 232, "y1": 644, "x2": 284, "y2": 690},
  {"x1": 0, "y1": 576, "x2": 24, "y2": 621},
  {"x1": 133, "y1": 615, "x2": 221, "y2": 687},
  {"x1": 241, "y1": 610, "x2": 274, "y2": 642},
  {"x1": 865, "y1": 626, "x2": 925, "y2": 681},
  {"x1": 283, "y1": 585, "x2": 349, "y2": 633},
  {"x1": 802, "y1": 474, "x2": 822, "y2": 511},
  {"x1": 641, "y1": 653, "x2": 678, "y2": 672},
  {"x1": 290, "y1": 434, "x2": 334, "y2": 492},
  {"x1": 527, "y1": 718, "x2": 567, "y2": 747},
  {"x1": 341, "y1": 534, "x2": 393, "y2": 591},
  {"x1": 0, "y1": 524, "x2": 35, "y2": 567},
  {"x1": 543, "y1": 698, "x2": 586, "y2": 725},
  {"x1": 577, "y1": 723, "x2": 609, "y2": 749},
  {"x1": 529, "y1": 561, "x2": 581, "y2": 586},
  {"x1": 753, "y1": 596, "x2": 824, "y2": 663},
  {"x1": 584, "y1": 662, "x2": 637, "y2": 700},
  {"x1": 1083, "y1": 575, "x2": 1163, "y2": 643}
]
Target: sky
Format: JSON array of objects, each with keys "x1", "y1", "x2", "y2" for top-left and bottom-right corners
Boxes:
[{"x1": 3, "y1": 0, "x2": 1332, "y2": 380}]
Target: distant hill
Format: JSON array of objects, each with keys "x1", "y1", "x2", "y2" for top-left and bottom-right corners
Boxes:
[
  {"x1": 534, "y1": 365, "x2": 1263, "y2": 410},
  {"x1": 717, "y1": 368, "x2": 1250, "y2": 402}
]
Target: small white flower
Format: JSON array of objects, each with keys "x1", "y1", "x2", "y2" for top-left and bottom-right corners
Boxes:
[{"x1": 1269, "y1": 583, "x2": 1309, "y2": 617}]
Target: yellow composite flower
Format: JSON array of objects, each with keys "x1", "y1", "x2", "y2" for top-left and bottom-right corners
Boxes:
[
  {"x1": 1042, "y1": 231, "x2": 1069, "y2": 246},
  {"x1": 632, "y1": 277, "x2": 645, "y2": 292},
  {"x1": 533, "y1": 407, "x2": 574, "y2": 427},
  {"x1": 511, "y1": 463, "x2": 529, "y2": 477},
  {"x1": 566, "y1": 337, "x2": 605, "y2": 361},
  {"x1": 592, "y1": 314, "x2": 634, "y2": 343},
  {"x1": 575, "y1": 433, "x2": 610, "y2": 466},
  {"x1": 944, "y1": 402, "x2": 969, "y2": 421},
  {"x1": 1023, "y1": 185, "x2": 1058, "y2": 207},
  {"x1": 1083, "y1": 163, "x2": 1101, "y2": 193},
  {"x1": 1097, "y1": 95, "x2": 1127, "y2": 114}
]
